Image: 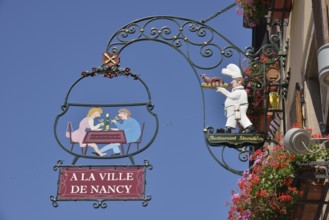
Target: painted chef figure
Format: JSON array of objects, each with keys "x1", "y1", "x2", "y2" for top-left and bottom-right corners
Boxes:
[{"x1": 216, "y1": 63, "x2": 255, "y2": 133}]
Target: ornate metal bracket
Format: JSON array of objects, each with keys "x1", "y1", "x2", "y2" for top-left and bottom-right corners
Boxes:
[{"x1": 101, "y1": 14, "x2": 288, "y2": 175}]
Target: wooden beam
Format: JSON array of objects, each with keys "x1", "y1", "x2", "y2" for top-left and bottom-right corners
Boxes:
[
  {"x1": 312, "y1": 0, "x2": 329, "y2": 49},
  {"x1": 295, "y1": 83, "x2": 303, "y2": 127}
]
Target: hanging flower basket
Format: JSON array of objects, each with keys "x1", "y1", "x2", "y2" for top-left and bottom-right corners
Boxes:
[
  {"x1": 236, "y1": 0, "x2": 270, "y2": 28},
  {"x1": 227, "y1": 146, "x2": 303, "y2": 219},
  {"x1": 227, "y1": 125, "x2": 329, "y2": 219}
]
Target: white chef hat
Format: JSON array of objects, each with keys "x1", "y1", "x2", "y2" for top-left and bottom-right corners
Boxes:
[{"x1": 221, "y1": 63, "x2": 242, "y2": 79}]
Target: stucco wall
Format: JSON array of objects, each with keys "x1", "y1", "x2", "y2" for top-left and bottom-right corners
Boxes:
[{"x1": 285, "y1": 0, "x2": 321, "y2": 132}]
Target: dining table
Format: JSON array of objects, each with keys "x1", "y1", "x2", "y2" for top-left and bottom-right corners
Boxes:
[{"x1": 82, "y1": 129, "x2": 127, "y2": 155}]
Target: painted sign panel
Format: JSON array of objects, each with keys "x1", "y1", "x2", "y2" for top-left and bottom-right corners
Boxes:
[
  {"x1": 57, "y1": 166, "x2": 145, "y2": 200},
  {"x1": 206, "y1": 133, "x2": 265, "y2": 147}
]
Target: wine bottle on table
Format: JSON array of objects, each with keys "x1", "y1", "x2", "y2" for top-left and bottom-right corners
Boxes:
[{"x1": 104, "y1": 113, "x2": 110, "y2": 130}]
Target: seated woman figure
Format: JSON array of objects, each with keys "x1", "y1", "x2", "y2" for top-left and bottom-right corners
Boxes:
[{"x1": 67, "y1": 107, "x2": 106, "y2": 156}]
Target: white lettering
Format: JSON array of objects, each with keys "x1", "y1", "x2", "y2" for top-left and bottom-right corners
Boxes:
[
  {"x1": 99, "y1": 173, "x2": 106, "y2": 181},
  {"x1": 70, "y1": 173, "x2": 78, "y2": 181},
  {"x1": 118, "y1": 173, "x2": 126, "y2": 180},
  {"x1": 107, "y1": 185, "x2": 116, "y2": 193},
  {"x1": 88, "y1": 185, "x2": 133, "y2": 194},
  {"x1": 126, "y1": 173, "x2": 133, "y2": 181},
  {"x1": 80, "y1": 185, "x2": 87, "y2": 193},
  {"x1": 70, "y1": 185, "x2": 88, "y2": 194},
  {"x1": 70, "y1": 185, "x2": 80, "y2": 193},
  {"x1": 116, "y1": 185, "x2": 124, "y2": 193},
  {"x1": 98, "y1": 172, "x2": 134, "y2": 181},
  {"x1": 91, "y1": 185, "x2": 99, "y2": 193},
  {"x1": 99, "y1": 185, "x2": 106, "y2": 193},
  {"x1": 81, "y1": 173, "x2": 95, "y2": 181},
  {"x1": 110, "y1": 173, "x2": 118, "y2": 181},
  {"x1": 125, "y1": 185, "x2": 132, "y2": 193}
]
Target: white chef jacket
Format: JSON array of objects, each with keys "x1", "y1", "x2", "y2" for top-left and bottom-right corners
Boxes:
[{"x1": 217, "y1": 85, "x2": 252, "y2": 129}]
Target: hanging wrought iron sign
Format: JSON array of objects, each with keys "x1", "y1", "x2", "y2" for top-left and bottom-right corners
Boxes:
[
  {"x1": 51, "y1": 3, "x2": 288, "y2": 184},
  {"x1": 101, "y1": 12, "x2": 288, "y2": 175},
  {"x1": 51, "y1": 53, "x2": 158, "y2": 208}
]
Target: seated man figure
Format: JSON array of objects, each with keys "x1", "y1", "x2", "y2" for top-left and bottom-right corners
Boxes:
[{"x1": 100, "y1": 108, "x2": 141, "y2": 155}]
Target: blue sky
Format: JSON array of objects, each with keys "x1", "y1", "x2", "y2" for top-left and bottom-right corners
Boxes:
[{"x1": 0, "y1": 1, "x2": 252, "y2": 219}]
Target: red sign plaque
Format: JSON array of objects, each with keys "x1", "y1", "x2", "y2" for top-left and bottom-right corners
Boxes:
[{"x1": 57, "y1": 166, "x2": 145, "y2": 200}]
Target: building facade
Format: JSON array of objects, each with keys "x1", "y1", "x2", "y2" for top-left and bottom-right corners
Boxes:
[{"x1": 265, "y1": 0, "x2": 329, "y2": 219}]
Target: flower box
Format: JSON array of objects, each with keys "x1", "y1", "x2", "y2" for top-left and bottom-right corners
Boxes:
[{"x1": 294, "y1": 167, "x2": 327, "y2": 219}]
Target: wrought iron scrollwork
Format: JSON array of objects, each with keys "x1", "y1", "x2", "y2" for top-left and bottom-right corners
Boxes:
[
  {"x1": 142, "y1": 194, "x2": 152, "y2": 207},
  {"x1": 144, "y1": 159, "x2": 153, "y2": 170},
  {"x1": 93, "y1": 201, "x2": 107, "y2": 209},
  {"x1": 50, "y1": 195, "x2": 58, "y2": 208},
  {"x1": 103, "y1": 15, "x2": 287, "y2": 175},
  {"x1": 106, "y1": 16, "x2": 245, "y2": 71},
  {"x1": 53, "y1": 160, "x2": 63, "y2": 171},
  {"x1": 105, "y1": 16, "x2": 261, "y2": 175},
  {"x1": 238, "y1": 147, "x2": 253, "y2": 162}
]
